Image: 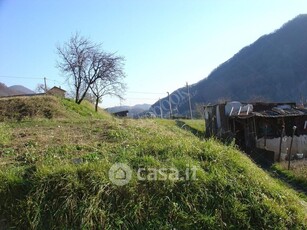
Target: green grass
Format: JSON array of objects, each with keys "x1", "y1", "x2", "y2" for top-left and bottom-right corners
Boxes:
[
  {"x1": 61, "y1": 98, "x2": 111, "y2": 120},
  {"x1": 272, "y1": 161, "x2": 307, "y2": 191},
  {"x1": 0, "y1": 96, "x2": 111, "y2": 122},
  {"x1": 0, "y1": 123, "x2": 11, "y2": 147},
  {"x1": 180, "y1": 119, "x2": 205, "y2": 133},
  {"x1": 0, "y1": 96, "x2": 306, "y2": 229},
  {"x1": 176, "y1": 119, "x2": 205, "y2": 137}
]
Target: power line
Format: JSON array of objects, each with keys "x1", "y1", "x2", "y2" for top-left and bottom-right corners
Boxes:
[
  {"x1": 125, "y1": 97, "x2": 158, "y2": 100},
  {"x1": 0, "y1": 75, "x2": 63, "y2": 82},
  {"x1": 0, "y1": 75, "x2": 43, "y2": 80},
  {"x1": 46, "y1": 78, "x2": 66, "y2": 85},
  {"x1": 127, "y1": 91, "x2": 165, "y2": 95},
  {"x1": 0, "y1": 75, "x2": 67, "y2": 86},
  {"x1": 0, "y1": 75, "x2": 166, "y2": 99},
  {"x1": 0, "y1": 76, "x2": 163, "y2": 92}
]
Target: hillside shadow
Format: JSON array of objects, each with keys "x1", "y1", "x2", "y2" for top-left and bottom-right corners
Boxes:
[
  {"x1": 175, "y1": 120, "x2": 204, "y2": 139},
  {"x1": 246, "y1": 149, "x2": 307, "y2": 196}
]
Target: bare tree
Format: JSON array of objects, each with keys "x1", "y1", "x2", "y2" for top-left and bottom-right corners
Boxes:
[
  {"x1": 84, "y1": 92, "x2": 96, "y2": 104},
  {"x1": 35, "y1": 83, "x2": 48, "y2": 93},
  {"x1": 90, "y1": 76, "x2": 126, "y2": 111},
  {"x1": 56, "y1": 33, "x2": 125, "y2": 104}
]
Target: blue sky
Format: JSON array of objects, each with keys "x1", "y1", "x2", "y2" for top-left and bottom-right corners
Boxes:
[{"x1": 0, "y1": 0, "x2": 307, "y2": 107}]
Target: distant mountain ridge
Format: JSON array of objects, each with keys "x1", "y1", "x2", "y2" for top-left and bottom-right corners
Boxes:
[
  {"x1": 0, "y1": 82, "x2": 34, "y2": 96},
  {"x1": 107, "y1": 104, "x2": 151, "y2": 117},
  {"x1": 9, "y1": 85, "x2": 34, "y2": 94},
  {"x1": 150, "y1": 14, "x2": 307, "y2": 117}
]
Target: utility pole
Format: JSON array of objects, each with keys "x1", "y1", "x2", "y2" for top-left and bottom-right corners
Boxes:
[
  {"x1": 186, "y1": 82, "x2": 193, "y2": 119},
  {"x1": 298, "y1": 93, "x2": 305, "y2": 108},
  {"x1": 278, "y1": 124, "x2": 285, "y2": 162},
  {"x1": 44, "y1": 77, "x2": 47, "y2": 92},
  {"x1": 159, "y1": 98, "x2": 163, "y2": 118},
  {"x1": 167, "y1": 92, "x2": 172, "y2": 119},
  {"x1": 288, "y1": 126, "x2": 297, "y2": 170}
]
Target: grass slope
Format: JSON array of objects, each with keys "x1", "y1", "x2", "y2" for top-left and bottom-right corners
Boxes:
[
  {"x1": 176, "y1": 119, "x2": 205, "y2": 137},
  {"x1": 0, "y1": 96, "x2": 306, "y2": 229},
  {"x1": 0, "y1": 95, "x2": 110, "y2": 121},
  {"x1": 273, "y1": 161, "x2": 307, "y2": 192}
]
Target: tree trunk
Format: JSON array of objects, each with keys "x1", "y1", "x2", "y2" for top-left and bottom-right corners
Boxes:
[
  {"x1": 75, "y1": 93, "x2": 79, "y2": 104},
  {"x1": 95, "y1": 97, "x2": 99, "y2": 112},
  {"x1": 77, "y1": 83, "x2": 92, "y2": 105},
  {"x1": 75, "y1": 86, "x2": 80, "y2": 103}
]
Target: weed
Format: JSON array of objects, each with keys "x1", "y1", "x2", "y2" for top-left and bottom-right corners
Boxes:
[
  {"x1": 0, "y1": 123, "x2": 10, "y2": 146},
  {"x1": 0, "y1": 96, "x2": 306, "y2": 229}
]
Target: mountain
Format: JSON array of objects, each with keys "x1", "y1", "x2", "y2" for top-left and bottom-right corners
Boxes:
[
  {"x1": 107, "y1": 104, "x2": 151, "y2": 117},
  {"x1": 150, "y1": 14, "x2": 307, "y2": 117},
  {"x1": 0, "y1": 83, "x2": 15, "y2": 96},
  {"x1": 9, "y1": 85, "x2": 34, "y2": 94},
  {"x1": 0, "y1": 82, "x2": 34, "y2": 96}
]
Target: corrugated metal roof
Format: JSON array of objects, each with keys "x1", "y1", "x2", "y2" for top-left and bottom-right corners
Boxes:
[
  {"x1": 252, "y1": 108, "x2": 307, "y2": 118},
  {"x1": 207, "y1": 102, "x2": 307, "y2": 119},
  {"x1": 230, "y1": 107, "x2": 307, "y2": 119}
]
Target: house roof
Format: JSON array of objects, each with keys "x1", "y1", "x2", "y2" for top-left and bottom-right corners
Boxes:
[
  {"x1": 231, "y1": 107, "x2": 307, "y2": 119},
  {"x1": 48, "y1": 86, "x2": 66, "y2": 92},
  {"x1": 112, "y1": 110, "x2": 129, "y2": 114},
  {"x1": 252, "y1": 107, "x2": 307, "y2": 118},
  {"x1": 222, "y1": 101, "x2": 307, "y2": 119}
]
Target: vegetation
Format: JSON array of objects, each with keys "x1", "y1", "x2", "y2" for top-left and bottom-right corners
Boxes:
[
  {"x1": 0, "y1": 96, "x2": 306, "y2": 229},
  {"x1": 273, "y1": 161, "x2": 307, "y2": 191},
  {"x1": 180, "y1": 119, "x2": 205, "y2": 134},
  {"x1": 57, "y1": 33, "x2": 126, "y2": 107},
  {"x1": 175, "y1": 119, "x2": 205, "y2": 138},
  {"x1": 0, "y1": 96, "x2": 110, "y2": 122}
]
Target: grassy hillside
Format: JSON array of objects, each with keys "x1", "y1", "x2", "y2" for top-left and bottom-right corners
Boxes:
[
  {"x1": 0, "y1": 95, "x2": 110, "y2": 121},
  {"x1": 273, "y1": 161, "x2": 307, "y2": 191},
  {"x1": 0, "y1": 96, "x2": 306, "y2": 229},
  {"x1": 177, "y1": 119, "x2": 205, "y2": 137}
]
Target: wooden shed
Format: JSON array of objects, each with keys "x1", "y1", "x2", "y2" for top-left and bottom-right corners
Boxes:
[
  {"x1": 112, "y1": 110, "x2": 129, "y2": 117},
  {"x1": 47, "y1": 86, "x2": 66, "y2": 98},
  {"x1": 205, "y1": 102, "x2": 307, "y2": 162}
]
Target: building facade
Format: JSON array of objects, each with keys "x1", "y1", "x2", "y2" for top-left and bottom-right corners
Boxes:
[{"x1": 205, "y1": 102, "x2": 307, "y2": 162}]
